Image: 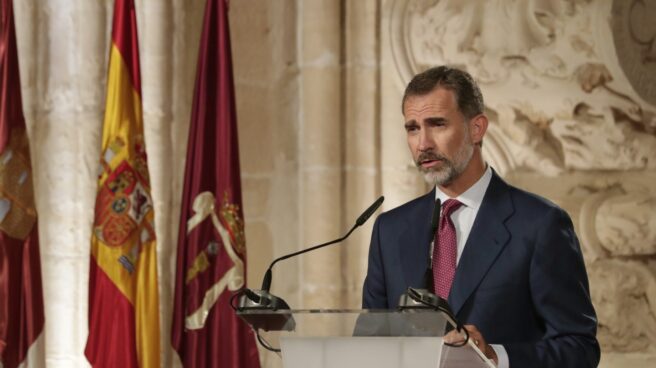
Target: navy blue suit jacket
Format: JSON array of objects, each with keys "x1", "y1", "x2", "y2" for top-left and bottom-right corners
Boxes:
[{"x1": 362, "y1": 172, "x2": 600, "y2": 367}]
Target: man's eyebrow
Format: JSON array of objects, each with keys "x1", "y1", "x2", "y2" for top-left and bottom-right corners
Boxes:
[
  {"x1": 424, "y1": 117, "x2": 446, "y2": 124},
  {"x1": 404, "y1": 119, "x2": 418, "y2": 128}
]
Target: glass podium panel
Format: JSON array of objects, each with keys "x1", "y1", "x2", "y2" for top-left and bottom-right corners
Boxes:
[{"x1": 238, "y1": 309, "x2": 495, "y2": 368}]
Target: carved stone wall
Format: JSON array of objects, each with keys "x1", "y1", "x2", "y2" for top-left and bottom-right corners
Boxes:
[{"x1": 383, "y1": 0, "x2": 656, "y2": 365}]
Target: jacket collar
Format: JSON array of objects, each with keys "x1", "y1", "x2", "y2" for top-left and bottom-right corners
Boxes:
[{"x1": 447, "y1": 171, "x2": 514, "y2": 315}]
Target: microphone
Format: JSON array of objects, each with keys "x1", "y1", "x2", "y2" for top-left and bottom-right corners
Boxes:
[
  {"x1": 260, "y1": 195, "x2": 385, "y2": 293},
  {"x1": 424, "y1": 198, "x2": 441, "y2": 292},
  {"x1": 238, "y1": 196, "x2": 385, "y2": 313}
]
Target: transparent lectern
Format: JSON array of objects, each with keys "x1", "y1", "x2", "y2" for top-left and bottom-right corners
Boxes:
[{"x1": 238, "y1": 309, "x2": 495, "y2": 368}]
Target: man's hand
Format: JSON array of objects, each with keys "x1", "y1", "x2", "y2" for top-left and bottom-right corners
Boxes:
[{"x1": 444, "y1": 324, "x2": 498, "y2": 365}]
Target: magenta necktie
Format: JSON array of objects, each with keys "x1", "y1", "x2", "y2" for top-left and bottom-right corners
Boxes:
[{"x1": 432, "y1": 199, "x2": 463, "y2": 299}]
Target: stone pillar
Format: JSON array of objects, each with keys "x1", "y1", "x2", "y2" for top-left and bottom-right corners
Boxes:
[
  {"x1": 342, "y1": 0, "x2": 382, "y2": 308},
  {"x1": 231, "y1": 1, "x2": 300, "y2": 366},
  {"x1": 298, "y1": 0, "x2": 344, "y2": 309},
  {"x1": 15, "y1": 1, "x2": 109, "y2": 366},
  {"x1": 231, "y1": 0, "x2": 300, "y2": 304}
]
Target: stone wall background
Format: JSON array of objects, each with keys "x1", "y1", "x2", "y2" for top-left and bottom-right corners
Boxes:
[{"x1": 12, "y1": 0, "x2": 654, "y2": 367}]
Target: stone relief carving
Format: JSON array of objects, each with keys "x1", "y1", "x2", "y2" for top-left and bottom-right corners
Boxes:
[
  {"x1": 390, "y1": 0, "x2": 656, "y2": 175},
  {"x1": 389, "y1": 0, "x2": 656, "y2": 355},
  {"x1": 588, "y1": 258, "x2": 656, "y2": 352},
  {"x1": 611, "y1": 0, "x2": 656, "y2": 106},
  {"x1": 596, "y1": 193, "x2": 656, "y2": 257},
  {"x1": 580, "y1": 181, "x2": 656, "y2": 258},
  {"x1": 572, "y1": 180, "x2": 656, "y2": 352}
]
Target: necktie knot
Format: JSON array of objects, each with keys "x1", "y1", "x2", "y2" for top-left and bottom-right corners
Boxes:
[{"x1": 441, "y1": 199, "x2": 463, "y2": 219}]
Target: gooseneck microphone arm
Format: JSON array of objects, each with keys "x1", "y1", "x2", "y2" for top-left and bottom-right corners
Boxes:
[
  {"x1": 260, "y1": 224, "x2": 356, "y2": 291},
  {"x1": 424, "y1": 198, "x2": 441, "y2": 291},
  {"x1": 431, "y1": 198, "x2": 441, "y2": 237},
  {"x1": 260, "y1": 195, "x2": 385, "y2": 293}
]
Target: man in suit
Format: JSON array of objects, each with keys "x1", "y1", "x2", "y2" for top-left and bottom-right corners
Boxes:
[{"x1": 362, "y1": 66, "x2": 600, "y2": 367}]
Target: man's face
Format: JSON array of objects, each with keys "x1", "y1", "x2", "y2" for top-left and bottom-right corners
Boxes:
[{"x1": 403, "y1": 87, "x2": 474, "y2": 186}]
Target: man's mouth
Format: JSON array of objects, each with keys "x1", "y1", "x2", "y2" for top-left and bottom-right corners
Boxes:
[
  {"x1": 417, "y1": 153, "x2": 446, "y2": 169},
  {"x1": 420, "y1": 158, "x2": 442, "y2": 168}
]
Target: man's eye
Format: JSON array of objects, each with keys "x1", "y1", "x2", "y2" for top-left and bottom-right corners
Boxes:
[{"x1": 405, "y1": 125, "x2": 418, "y2": 133}]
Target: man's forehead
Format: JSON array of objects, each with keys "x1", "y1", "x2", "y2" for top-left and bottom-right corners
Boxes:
[{"x1": 403, "y1": 88, "x2": 458, "y2": 116}]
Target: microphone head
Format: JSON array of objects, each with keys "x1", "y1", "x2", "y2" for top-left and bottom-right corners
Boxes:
[{"x1": 356, "y1": 196, "x2": 385, "y2": 226}]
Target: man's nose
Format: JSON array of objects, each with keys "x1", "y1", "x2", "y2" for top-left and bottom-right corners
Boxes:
[{"x1": 417, "y1": 129, "x2": 435, "y2": 151}]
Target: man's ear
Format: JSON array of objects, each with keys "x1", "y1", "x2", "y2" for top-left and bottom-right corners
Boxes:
[{"x1": 469, "y1": 114, "x2": 488, "y2": 145}]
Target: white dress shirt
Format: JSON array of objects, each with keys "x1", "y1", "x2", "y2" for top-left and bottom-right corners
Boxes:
[{"x1": 432, "y1": 165, "x2": 509, "y2": 368}]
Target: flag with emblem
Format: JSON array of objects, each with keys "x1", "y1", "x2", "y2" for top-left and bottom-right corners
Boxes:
[
  {"x1": 84, "y1": 0, "x2": 160, "y2": 367},
  {"x1": 171, "y1": 0, "x2": 260, "y2": 367},
  {"x1": 0, "y1": 0, "x2": 46, "y2": 366}
]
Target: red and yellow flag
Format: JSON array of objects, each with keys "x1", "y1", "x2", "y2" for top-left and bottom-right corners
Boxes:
[
  {"x1": 85, "y1": 1, "x2": 160, "y2": 367},
  {"x1": 0, "y1": 0, "x2": 45, "y2": 366}
]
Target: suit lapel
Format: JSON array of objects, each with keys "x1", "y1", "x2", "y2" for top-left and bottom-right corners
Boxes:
[
  {"x1": 448, "y1": 172, "x2": 514, "y2": 315},
  {"x1": 399, "y1": 189, "x2": 436, "y2": 290}
]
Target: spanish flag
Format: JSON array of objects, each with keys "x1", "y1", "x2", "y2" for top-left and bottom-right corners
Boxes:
[{"x1": 84, "y1": 1, "x2": 160, "y2": 367}]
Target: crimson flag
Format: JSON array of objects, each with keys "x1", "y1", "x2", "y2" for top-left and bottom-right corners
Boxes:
[
  {"x1": 171, "y1": 0, "x2": 260, "y2": 367},
  {"x1": 0, "y1": 0, "x2": 46, "y2": 367}
]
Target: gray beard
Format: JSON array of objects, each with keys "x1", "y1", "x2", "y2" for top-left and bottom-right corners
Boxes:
[{"x1": 420, "y1": 141, "x2": 474, "y2": 187}]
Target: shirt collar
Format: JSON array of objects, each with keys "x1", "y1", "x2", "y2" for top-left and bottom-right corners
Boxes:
[{"x1": 435, "y1": 165, "x2": 492, "y2": 210}]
